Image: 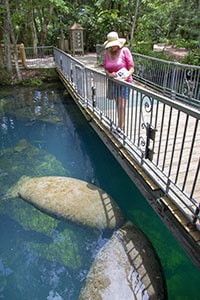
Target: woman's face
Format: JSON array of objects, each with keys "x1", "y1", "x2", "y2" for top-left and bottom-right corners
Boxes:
[{"x1": 109, "y1": 45, "x2": 119, "y2": 53}]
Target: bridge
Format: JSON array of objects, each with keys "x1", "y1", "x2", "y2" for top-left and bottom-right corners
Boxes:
[{"x1": 25, "y1": 46, "x2": 200, "y2": 269}]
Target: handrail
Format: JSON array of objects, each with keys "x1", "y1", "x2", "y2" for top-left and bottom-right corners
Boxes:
[
  {"x1": 132, "y1": 52, "x2": 200, "y2": 107},
  {"x1": 54, "y1": 47, "x2": 200, "y2": 231},
  {"x1": 24, "y1": 46, "x2": 53, "y2": 59}
]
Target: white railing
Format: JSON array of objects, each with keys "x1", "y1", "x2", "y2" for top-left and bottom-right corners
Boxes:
[{"x1": 133, "y1": 53, "x2": 200, "y2": 108}]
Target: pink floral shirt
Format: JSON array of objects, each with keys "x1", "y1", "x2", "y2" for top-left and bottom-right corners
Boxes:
[{"x1": 104, "y1": 47, "x2": 134, "y2": 82}]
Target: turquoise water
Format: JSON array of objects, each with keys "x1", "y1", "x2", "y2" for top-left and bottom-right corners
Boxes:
[{"x1": 0, "y1": 83, "x2": 199, "y2": 299}]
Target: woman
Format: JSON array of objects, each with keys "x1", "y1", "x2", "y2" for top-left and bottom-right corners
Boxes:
[{"x1": 104, "y1": 31, "x2": 134, "y2": 131}]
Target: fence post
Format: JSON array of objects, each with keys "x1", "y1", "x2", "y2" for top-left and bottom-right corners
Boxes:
[{"x1": 19, "y1": 43, "x2": 27, "y2": 68}]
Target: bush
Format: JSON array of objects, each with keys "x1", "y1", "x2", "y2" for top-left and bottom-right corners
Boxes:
[{"x1": 182, "y1": 48, "x2": 200, "y2": 65}]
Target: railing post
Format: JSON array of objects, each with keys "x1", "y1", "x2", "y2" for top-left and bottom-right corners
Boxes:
[
  {"x1": 145, "y1": 123, "x2": 156, "y2": 160},
  {"x1": 92, "y1": 86, "x2": 96, "y2": 108},
  {"x1": 70, "y1": 66, "x2": 73, "y2": 83},
  {"x1": 192, "y1": 204, "x2": 200, "y2": 225},
  {"x1": 171, "y1": 62, "x2": 179, "y2": 100}
]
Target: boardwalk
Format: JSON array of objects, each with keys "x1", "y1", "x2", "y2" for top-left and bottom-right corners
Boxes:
[
  {"x1": 26, "y1": 57, "x2": 55, "y2": 68},
  {"x1": 27, "y1": 51, "x2": 200, "y2": 267},
  {"x1": 31, "y1": 53, "x2": 199, "y2": 205},
  {"x1": 50, "y1": 52, "x2": 199, "y2": 207}
]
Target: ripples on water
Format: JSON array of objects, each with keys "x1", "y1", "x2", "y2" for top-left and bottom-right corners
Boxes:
[{"x1": 0, "y1": 84, "x2": 199, "y2": 300}]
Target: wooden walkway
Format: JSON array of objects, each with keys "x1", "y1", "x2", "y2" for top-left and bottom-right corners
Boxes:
[{"x1": 27, "y1": 53, "x2": 200, "y2": 203}]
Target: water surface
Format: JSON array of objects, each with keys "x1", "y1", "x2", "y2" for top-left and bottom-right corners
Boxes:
[{"x1": 0, "y1": 83, "x2": 199, "y2": 300}]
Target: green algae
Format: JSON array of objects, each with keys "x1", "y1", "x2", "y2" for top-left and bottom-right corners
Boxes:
[
  {"x1": 0, "y1": 197, "x2": 58, "y2": 236},
  {"x1": 0, "y1": 198, "x2": 82, "y2": 270},
  {"x1": 29, "y1": 228, "x2": 82, "y2": 270},
  {"x1": 0, "y1": 139, "x2": 70, "y2": 196},
  {"x1": 129, "y1": 209, "x2": 186, "y2": 273}
]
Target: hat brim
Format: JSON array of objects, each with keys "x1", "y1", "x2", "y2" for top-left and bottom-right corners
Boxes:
[{"x1": 104, "y1": 38, "x2": 126, "y2": 49}]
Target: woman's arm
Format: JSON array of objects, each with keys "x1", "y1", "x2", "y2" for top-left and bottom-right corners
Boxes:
[
  {"x1": 105, "y1": 70, "x2": 117, "y2": 78},
  {"x1": 123, "y1": 47, "x2": 134, "y2": 81}
]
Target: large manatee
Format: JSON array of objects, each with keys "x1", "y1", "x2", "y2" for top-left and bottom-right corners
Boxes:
[
  {"x1": 6, "y1": 176, "x2": 125, "y2": 230},
  {"x1": 79, "y1": 222, "x2": 168, "y2": 300}
]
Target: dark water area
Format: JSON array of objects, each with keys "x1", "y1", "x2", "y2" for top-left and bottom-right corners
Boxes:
[{"x1": 0, "y1": 83, "x2": 199, "y2": 300}]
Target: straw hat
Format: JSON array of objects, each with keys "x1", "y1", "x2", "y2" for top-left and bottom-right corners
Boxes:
[{"x1": 104, "y1": 31, "x2": 126, "y2": 49}]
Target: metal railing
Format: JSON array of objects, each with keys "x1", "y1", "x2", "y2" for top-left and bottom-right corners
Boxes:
[
  {"x1": 133, "y1": 53, "x2": 200, "y2": 108},
  {"x1": 24, "y1": 46, "x2": 53, "y2": 59},
  {"x1": 54, "y1": 47, "x2": 200, "y2": 230},
  {"x1": 96, "y1": 44, "x2": 200, "y2": 108}
]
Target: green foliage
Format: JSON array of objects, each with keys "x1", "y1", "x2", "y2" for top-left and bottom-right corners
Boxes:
[
  {"x1": 0, "y1": 0, "x2": 199, "y2": 62},
  {"x1": 22, "y1": 78, "x2": 43, "y2": 86},
  {"x1": 182, "y1": 48, "x2": 200, "y2": 66},
  {"x1": 0, "y1": 69, "x2": 12, "y2": 85},
  {"x1": 133, "y1": 42, "x2": 170, "y2": 60}
]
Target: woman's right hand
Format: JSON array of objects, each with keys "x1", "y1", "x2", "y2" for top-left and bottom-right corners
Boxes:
[{"x1": 110, "y1": 72, "x2": 117, "y2": 78}]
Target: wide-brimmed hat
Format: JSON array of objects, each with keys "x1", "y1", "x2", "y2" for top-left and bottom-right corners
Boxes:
[{"x1": 104, "y1": 31, "x2": 126, "y2": 49}]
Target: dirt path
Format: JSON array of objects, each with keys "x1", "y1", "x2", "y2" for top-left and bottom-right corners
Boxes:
[{"x1": 153, "y1": 44, "x2": 189, "y2": 61}]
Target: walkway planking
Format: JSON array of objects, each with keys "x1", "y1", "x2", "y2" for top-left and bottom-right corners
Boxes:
[
  {"x1": 93, "y1": 84, "x2": 199, "y2": 211},
  {"x1": 140, "y1": 103, "x2": 200, "y2": 203},
  {"x1": 26, "y1": 57, "x2": 55, "y2": 68}
]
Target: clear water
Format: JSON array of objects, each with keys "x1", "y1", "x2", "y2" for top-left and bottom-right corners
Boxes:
[{"x1": 0, "y1": 83, "x2": 199, "y2": 300}]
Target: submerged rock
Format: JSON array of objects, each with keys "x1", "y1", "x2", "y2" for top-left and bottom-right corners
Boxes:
[
  {"x1": 0, "y1": 197, "x2": 58, "y2": 236},
  {"x1": 0, "y1": 139, "x2": 69, "y2": 195},
  {"x1": 6, "y1": 176, "x2": 125, "y2": 230},
  {"x1": 79, "y1": 222, "x2": 168, "y2": 300},
  {"x1": 28, "y1": 227, "x2": 82, "y2": 270}
]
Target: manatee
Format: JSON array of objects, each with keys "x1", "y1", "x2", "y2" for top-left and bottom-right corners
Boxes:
[
  {"x1": 6, "y1": 176, "x2": 125, "y2": 230},
  {"x1": 79, "y1": 222, "x2": 168, "y2": 300}
]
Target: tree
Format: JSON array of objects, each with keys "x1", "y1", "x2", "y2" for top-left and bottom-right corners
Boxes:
[
  {"x1": 130, "y1": 0, "x2": 140, "y2": 50},
  {"x1": 0, "y1": 0, "x2": 199, "y2": 76},
  {"x1": 2, "y1": 0, "x2": 21, "y2": 80}
]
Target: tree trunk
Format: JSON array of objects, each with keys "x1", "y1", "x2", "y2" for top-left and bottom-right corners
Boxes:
[
  {"x1": 39, "y1": 6, "x2": 54, "y2": 46},
  {"x1": 3, "y1": 16, "x2": 12, "y2": 73},
  {"x1": 0, "y1": 46, "x2": 4, "y2": 69},
  {"x1": 30, "y1": 6, "x2": 38, "y2": 57},
  {"x1": 130, "y1": 0, "x2": 140, "y2": 51},
  {"x1": 4, "y1": 0, "x2": 22, "y2": 81}
]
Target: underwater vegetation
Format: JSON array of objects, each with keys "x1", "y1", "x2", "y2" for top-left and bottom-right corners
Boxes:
[{"x1": 0, "y1": 139, "x2": 69, "y2": 195}]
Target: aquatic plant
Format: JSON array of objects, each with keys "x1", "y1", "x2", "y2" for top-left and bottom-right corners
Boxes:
[
  {"x1": 0, "y1": 139, "x2": 69, "y2": 195},
  {"x1": 0, "y1": 197, "x2": 58, "y2": 236},
  {"x1": 28, "y1": 228, "x2": 82, "y2": 270}
]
